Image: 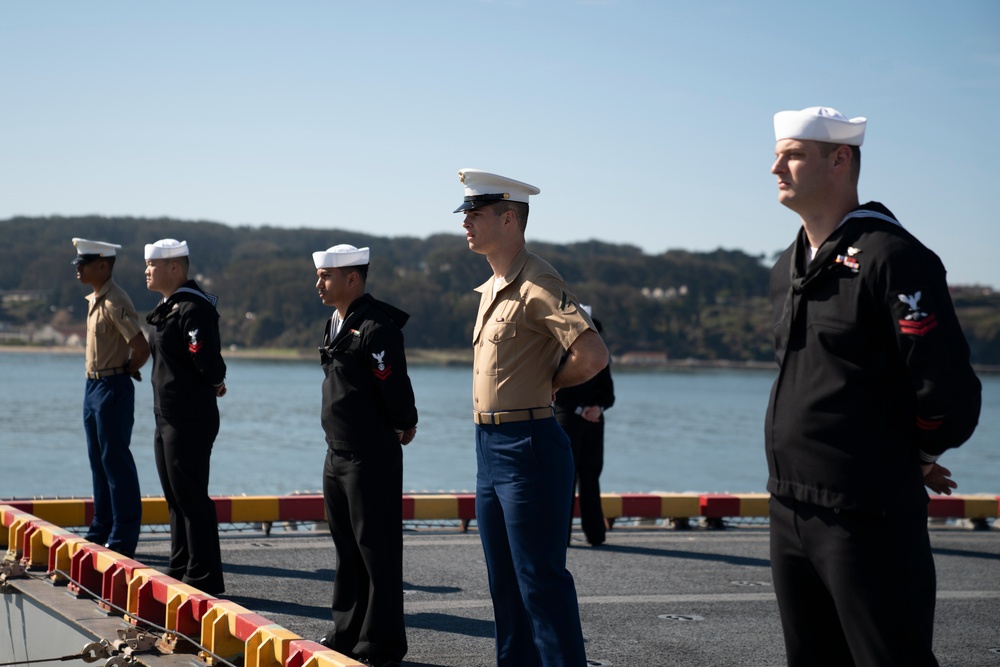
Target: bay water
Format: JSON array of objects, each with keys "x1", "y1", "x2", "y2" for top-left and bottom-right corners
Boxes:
[{"x1": 1, "y1": 351, "x2": 996, "y2": 500}]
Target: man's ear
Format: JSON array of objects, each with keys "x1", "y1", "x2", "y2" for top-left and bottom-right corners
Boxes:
[{"x1": 832, "y1": 145, "x2": 854, "y2": 171}]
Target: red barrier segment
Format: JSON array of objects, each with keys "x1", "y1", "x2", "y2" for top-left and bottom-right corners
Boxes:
[
  {"x1": 620, "y1": 494, "x2": 665, "y2": 518},
  {"x1": 278, "y1": 495, "x2": 327, "y2": 523},
  {"x1": 700, "y1": 494, "x2": 741, "y2": 518}
]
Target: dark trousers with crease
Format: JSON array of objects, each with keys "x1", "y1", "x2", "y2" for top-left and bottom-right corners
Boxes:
[
  {"x1": 476, "y1": 417, "x2": 587, "y2": 667},
  {"x1": 323, "y1": 445, "x2": 407, "y2": 664},
  {"x1": 83, "y1": 375, "x2": 141, "y2": 557},
  {"x1": 770, "y1": 495, "x2": 939, "y2": 667},
  {"x1": 556, "y1": 411, "x2": 606, "y2": 545},
  {"x1": 153, "y1": 411, "x2": 224, "y2": 594}
]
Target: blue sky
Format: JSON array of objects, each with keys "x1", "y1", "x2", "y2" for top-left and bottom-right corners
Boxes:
[{"x1": 2, "y1": 1, "x2": 998, "y2": 287}]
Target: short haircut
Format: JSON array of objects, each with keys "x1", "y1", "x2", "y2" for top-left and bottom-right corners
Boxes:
[
  {"x1": 817, "y1": 141, "x2": 861, "y2": 183},
  {"x1": 338, "y1": 263, "x2": 369, "y2": 282},
  {"x1": 490, "y1": 200, "x2": 530, "y2": 232}
]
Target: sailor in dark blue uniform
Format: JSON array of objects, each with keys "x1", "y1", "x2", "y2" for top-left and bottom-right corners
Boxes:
[
  {"x1": 766, "y1": 107, "x2": 981, "y2": 666},
  {"x1": 144, "y1": 238, "x2": 228, "y2": 595},
  {"x1": 313, "y1": 244, "x2": 418, "y2": 667}
]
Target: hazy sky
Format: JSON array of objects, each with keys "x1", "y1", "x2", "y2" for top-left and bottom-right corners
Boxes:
[{"x1": 3, "y1": 1, "x2": 998, "y2": 286}]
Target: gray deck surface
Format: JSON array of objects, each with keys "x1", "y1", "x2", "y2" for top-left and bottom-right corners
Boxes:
[{"x1": 126, "y1": 522, "x2": 1000, "y2": 667}]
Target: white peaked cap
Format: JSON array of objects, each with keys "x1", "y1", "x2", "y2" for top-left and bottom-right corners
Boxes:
[
  {"x1": 454, "y1": 169, "x2": 540, "y2": 213},
  {"x1": 581, "y1": 304, "x2": 593, "y2": 317},
  {"x1": 72, "y1": 237, "x2": 121, "y2": 257},
  {"x1": 144, "y1": 239, "x2": 190, "y2": 260},
  {"x1": 773, "y1": 106, "x2": 867, "y2": 146},
  {"x1": 313, "y1": 244, "x2": 370, "y2": 269}
]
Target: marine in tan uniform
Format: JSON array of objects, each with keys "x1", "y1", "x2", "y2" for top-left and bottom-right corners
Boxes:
[
  {"x1": 73, "y1": 238, "x2": 150, "y2": 558},
  {"x1": 455, "y1": 169, "x2": 609, "y2": 667}
]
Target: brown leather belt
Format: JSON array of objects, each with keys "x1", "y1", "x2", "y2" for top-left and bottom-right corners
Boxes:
[
  {"x1": 474, "y1": 407, "x2": 555, "y2": 425},
  {"x1": 86, "y1": 366, "x2": 128, "y2": 379}
]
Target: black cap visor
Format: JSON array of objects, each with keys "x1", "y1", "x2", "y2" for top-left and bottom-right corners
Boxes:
[
  {"x1": 453, "y1": 193, "x2": 510, "y2": 214},
  {"x1": 72, "y1": 254, "x2": 101, "y2": 267}
]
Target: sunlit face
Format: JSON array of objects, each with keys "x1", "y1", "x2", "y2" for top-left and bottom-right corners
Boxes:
[
  {"x1": 144, "y1": 259, "x2": 175, "y2": 293},
  {"x1": 462, "y1": 204, "x2": 505, "y2": 256},
  {"x1": 315, "y1": 267, "x2": 351, "y2": 308},
  {"x1": 771, "y1": 138, "x2": 833, "y2": 212}
]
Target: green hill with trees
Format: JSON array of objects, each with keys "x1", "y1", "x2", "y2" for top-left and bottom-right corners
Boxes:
[{"x1": 2, "y1": 216, "x2": 998, "y2": 365}]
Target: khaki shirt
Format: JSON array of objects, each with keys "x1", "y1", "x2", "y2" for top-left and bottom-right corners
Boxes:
[
  {"x1": 85, "y1": 279, "x2": 141, "y2": 374},
  {"x1": 472, "y1": 247, "x2": 595, "y2": 414}
]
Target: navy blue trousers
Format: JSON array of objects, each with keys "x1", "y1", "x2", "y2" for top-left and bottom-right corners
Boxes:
[
  {"x1": 770, "y1": 495, "x2": 939, "y2": 667},
  {"x1": 83, "y1": 375, "x2": 141, "y2": 557},
  {"x1": 476, "y1": 417, "x2": 587, "y2": 667}
]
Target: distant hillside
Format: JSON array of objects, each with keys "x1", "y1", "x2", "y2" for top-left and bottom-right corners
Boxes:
[{"x1": 2, "y1": 216, "x2": 998, "y2": 365}]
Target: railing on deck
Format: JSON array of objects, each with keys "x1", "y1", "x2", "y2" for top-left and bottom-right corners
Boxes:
[{"x1": 2, "y1": 493, "x2": 997, "y2": 667}]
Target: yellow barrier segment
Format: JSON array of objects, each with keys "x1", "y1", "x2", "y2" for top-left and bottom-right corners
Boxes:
[
  {"x1": 25, "y1": 521, "x2": 72, "y2": 569},
  {"x1": 600, "y1": 494, "x2": 624, "y2": 518},
  {"x1": 20, "y1": 499, "x2": 88, "y2": 527},
  {"x1": 200, "y1": 601, "x2": 257, "y2": 663},
  {"x1": 737, "y1": 493, "x2": 770, "y2": 517},
  {"x1": 164, "y1": 580, "x2": 211, "y2": 633},
  {"x1": 303, "y1": 650, "x2": 367, "y2": 667},
  {"x1": 963, "y1": 495, "x2": 999, "y2": 519},
  {"x1": 142, "y1": 497, "x2": 171, "y2": 524},
  {"x1": 51, "y1": 534, "x2": 88, "y2": 582},
  {"x1": 232, "y1": 496, "x2": 281, "y2": 523},
  {"x1": 661, "y1": 494, "x2": 701, "y2": 517},
  {"x1": 412, "y1": 495, "x2": 458, "y2": 520},
  {"x1": 245, "y1": 625, "x2": 301, "y2": 667},
  {"x1": 5, "y1": 513, "x2": 31, "y2": 558}
]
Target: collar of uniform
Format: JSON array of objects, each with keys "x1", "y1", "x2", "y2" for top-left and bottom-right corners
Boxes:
[
  {"x1": 474, "y1": 245, "x2": 531, "y2": 295},
  {"x1": 85, "y1": 277, "x2": 116, "y2": 305}
]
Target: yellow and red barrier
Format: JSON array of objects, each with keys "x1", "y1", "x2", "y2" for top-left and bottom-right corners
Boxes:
[
  {"x1": 4, "y1": 493, "x2": 998, "y2": 532},
  {"x1": 2, "y1": 494, "x2": 995, "y2": 666}
]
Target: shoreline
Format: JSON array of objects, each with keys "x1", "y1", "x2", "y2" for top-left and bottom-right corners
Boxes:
[{"x1": 3, "y1": 344, "x2": 998, "y2": 374}]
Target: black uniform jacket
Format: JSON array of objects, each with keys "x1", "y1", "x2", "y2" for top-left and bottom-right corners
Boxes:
[
  {"x1": 146, "y1": 280, "x2": 227, "y2": 419},
  {"x1": 320, "y1": 294, "x2": 418, "y2": 451},
  {"x1": 554, "y1": 362, "x2": 615, "y2": 419},
  {"x1": 765, "y1": 202, "x2": 981, "y2": 514}
]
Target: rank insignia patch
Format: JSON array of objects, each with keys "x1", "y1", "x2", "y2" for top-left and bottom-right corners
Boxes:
[
  {"x1": 372, "y1": 350, "x2": 392, "y2": 380},
  {"x1": 897, "y1": 291, "x2": 938, "y2": 336},
  {"x1": 187, "y1": 329, "x2": 202, "y2": 353}
]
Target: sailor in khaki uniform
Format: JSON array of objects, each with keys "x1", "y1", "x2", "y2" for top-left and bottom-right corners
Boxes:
[
  {"x1": 73, "y1": 238, "x2": 150, "y2": 558},
  {"x1": 456, "y1": 169, "x2": 609, "y2": 666}
]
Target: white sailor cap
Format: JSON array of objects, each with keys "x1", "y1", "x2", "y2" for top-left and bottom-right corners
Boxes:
[
  {"x1": 72, "y1": 238, "x2": 121, "y2": 266},
  {"x1": 144, "y1": 239, "x2": 190, "y2": 260},
  {"x1": 773, "y1": 106, "x2": 866, "y2": 146},
  {"x1": 454, "y1": 169, "x2": 540, "y2": 213},
  {"x1": 313, "y1": 244, "x2": 370, "y2": 270}
]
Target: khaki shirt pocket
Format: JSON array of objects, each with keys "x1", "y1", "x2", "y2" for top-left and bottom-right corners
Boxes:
[{"x1": 485, "y1": 321, "x2": 516, "y2": 377}]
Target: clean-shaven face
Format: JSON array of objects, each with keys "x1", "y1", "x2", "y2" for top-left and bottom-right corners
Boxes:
[
  {"x1": 462, "y1": 204, "x2": 504, "y2": 256},
  {"x1": 315, "y1": 267, "x2": 350, "y2": 308},
  {"x1": 771, "y1": 138, "x2": 833, "y2": 212}
]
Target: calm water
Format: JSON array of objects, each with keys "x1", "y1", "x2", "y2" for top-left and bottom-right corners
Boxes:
[{"x1": 1, "y1": 351, "x2": 997, "y2": 499}]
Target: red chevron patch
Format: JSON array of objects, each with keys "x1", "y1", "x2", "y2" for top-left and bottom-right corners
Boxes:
[
  {"x1": 899, "y1": 314, "x2": 937, "y2": 336},
  {"x1": 916, "y1": 416, "x2": 943, "y2": 431},
  {"x1": 189, "y1": 342, "x2": 203, "y2": 354},
  {"x1": 373, "y1": 366, "x2": 392, "y2": 380}
]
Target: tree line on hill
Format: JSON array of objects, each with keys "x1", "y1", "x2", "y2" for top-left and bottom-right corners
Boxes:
[{"x1": 2, "y1": 216, "x2": 998, "y2": 365}]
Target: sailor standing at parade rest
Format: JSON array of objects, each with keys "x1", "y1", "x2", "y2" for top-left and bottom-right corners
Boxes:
[
  {"x1": 765, "y1": 106, "x2": 981, "y2": 666},
  {"x1": 144, "y1": 238, "x2": 228, "y2": 595},
  {"x1": 456, "y1": 168, "x2": 609, "y2": 666},
  {"x1": 312, "y1": 243, "x2": 417, "y2": 667}
]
